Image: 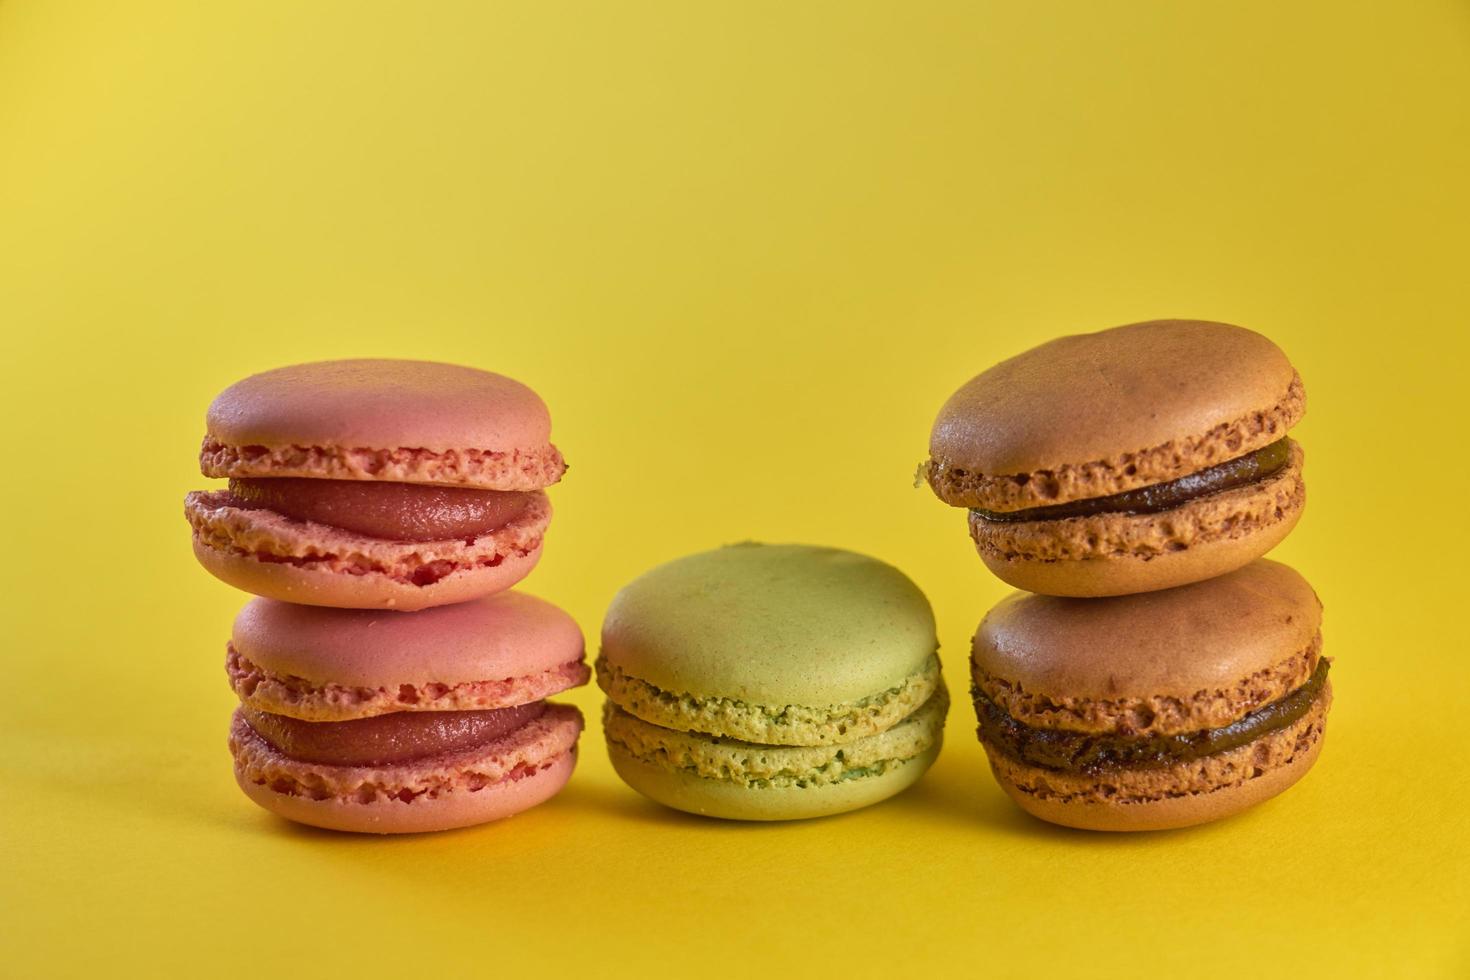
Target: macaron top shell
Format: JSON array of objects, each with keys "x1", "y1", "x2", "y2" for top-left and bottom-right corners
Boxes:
[
  {"x1": 929, "y1": 320, "x2": 1301, "y2": 501},
  {"x1": 202, "y1": 359, "x2": 564, "y2": 488},
  {"x1": 601, "y1": 543, "x2": 937, "y2": 706},
  {"x1": 232, "y1": 591, "x2": 584, "y2": 689},
  {"x1": 973, "y1": 559, "x2": 1321, "y2": 703}
]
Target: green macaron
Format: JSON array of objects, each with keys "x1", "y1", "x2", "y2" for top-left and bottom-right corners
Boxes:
[{"x1": 597, "y1": 542, "x2": 947, "y2": 820}]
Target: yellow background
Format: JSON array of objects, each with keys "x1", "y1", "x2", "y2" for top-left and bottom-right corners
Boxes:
[{"x1": 2, "y1": 2, "x2": 1467, "y2": 977}]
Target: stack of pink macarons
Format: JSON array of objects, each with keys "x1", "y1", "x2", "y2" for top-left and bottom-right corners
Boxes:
[{"x1": 185, "y1": 360, "x2": 588, "y2": 833}]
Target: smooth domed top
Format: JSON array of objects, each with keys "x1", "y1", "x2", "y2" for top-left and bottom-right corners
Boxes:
[
  {"x1": 232, "y1": 591, "x2": 584, "y2": 687},
  {"x1": 929, "y1": 320, "x2": 1297, "y2": 474},
  {"x1": 972, "y1": 559, "x2": 1321, "y2": 699},
  {"x1": 207, "y1": 359, "x2": 553, "y2": 453},
  {"x1": 600, "y1": 543, "x2": 937, "y2": 706}
]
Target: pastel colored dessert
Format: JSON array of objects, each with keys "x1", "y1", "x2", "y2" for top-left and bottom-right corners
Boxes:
[
  {"x1": 926, "y1": 320, "x2": 1305, "y2": 597},
  {"x1": 971, "y1": 559, "x2": 1330, "y2": 831},
  {"x1": 227, "y1": 592, "x2": 589, "y2": 833},
  {"x1": 185, "y1": 359, "x2": 565, "y2": 610},
  {"x1": 598, "y1": 543, "x2": 947, "y2": 821}
]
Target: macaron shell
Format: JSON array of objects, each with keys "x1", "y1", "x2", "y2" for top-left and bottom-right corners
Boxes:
[
  {"x1": 229, "y1": 703, "x2": 582, "y2": 834},
  {"x1": 193, "y1": 536, "x2": 542, "y2": 611},
  {"x1": 604, "y1": 686, "x2": 946, "y2": 783},
  {"x1": 970, "y1": 437, "x2": 1302, "y2": 565},
  {"x1": 232, "y1": 591, "x2": 585, "y2": 689},
  {"x1": 207, "y1": 359, "x2": 554, "y2": 455},
  {"x1": 236, "y1": 748, "x2": 576, "y2": 834},
  {"x1": 979, "y1": 508, "x2": 1301, "y2": 598},
  {"x1": 597, "y1": 652, "x2": 942, "y2": 747},
  {"x1": 931, "y1": 376, "x2": 1305, "y2": 513},
  {"x1": 607, "y1": 739, "x2": 940, "y2": 821},
  {"x1": 602, "y1": 687, "x2": 947, "y2": 821},
  {"x1": 972, "y1": 559, "x2": 1323, "y2": 704},
  {"x1": 988, "y1": 688, "x2": 1328, "y2": 831},
  {"x1": 601, "y1": 543, "x2": 937, "y2": 707},
  {"x1": 185, "y1": 490, "x2": 548, "y2": 610},
  {"x1": 231, "y1": 649, "x2": 590, "y2": 721},
  {"x1": 199, "y1": 439, "x2": 565, "y2": 491},
  {"x1": 929, "y1": 320, "x2": 1298, "y2": 480}
]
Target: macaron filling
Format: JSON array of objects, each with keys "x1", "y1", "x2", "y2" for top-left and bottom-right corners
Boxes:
[
  {"x1": 240, "y1": 702, "x2": 547, "y2": 767},
  {"x1": 227, "y1": 642, "x2": 591, "y2": 721},
  {"x1": 595, "y1": 653, "x2": 942, "y2": 747},
  {"x1": 973, "y1": 658, "x2": 1329, "y2": 774},
  {"x1": 603, "y1": 685, "x2": 949, "y2": 789},
  {"x1": 225, "y1": 477, "x2": 531, "y2": 541},
  {"x1": 971, "y1": 438, "x2": 1290, "y2": 524}
]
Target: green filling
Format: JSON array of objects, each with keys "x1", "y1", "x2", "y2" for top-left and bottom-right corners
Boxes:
[
  {"x1": 602, "y1": 684, "x2": 948, "y2": 789},
  {"x1": 615, "y1": 743, "x2": 910, "y2": 790},
  {"x1": 596, "y1": 653, "x2": 940, "y2": 745}
]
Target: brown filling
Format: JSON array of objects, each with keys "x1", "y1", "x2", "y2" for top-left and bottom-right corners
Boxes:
[
  {"x1": 972, "y1": 438, "x2": 1291, "y2": 523},
  {"x1": 226, "y1": 478, "x2": 531, "y2": 541},
  {"x1": 973, "y1": 659, "x2": 1329, "y2": 774},
  {"x1": 241, "y1": 702, "x2": 546, "y2": 767}
]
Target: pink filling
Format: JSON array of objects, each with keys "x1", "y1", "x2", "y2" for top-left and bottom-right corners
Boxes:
[
  {"x1": 241, "y1": 702, "x2": 546, "y2": 767},
  {"x1": 226, "y1": 478, "x2": 531, "y2": 542}
]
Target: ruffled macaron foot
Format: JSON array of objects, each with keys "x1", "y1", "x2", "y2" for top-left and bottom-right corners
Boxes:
[
  {"x1": 970, "y1": 560, "x2": 1331, "y2": 831},
  {"x1": 229, "y1": 704, "x2": 583, "y2": 834},
  {"x1": 222, "y1": 593, "x2": 590, "y2": 833},
  {"x1": 185, "y1": 489, "x2": 549, "y2": 610},
  {"x1": 926, "y1": 320, "x2": 1308, "y2": 596},
  {"x1": 598, "y1": 543, "x2": 946, "y2": 821},
  {"x1": 185, "y1": 359, "x2": 566, "y2": 607}
]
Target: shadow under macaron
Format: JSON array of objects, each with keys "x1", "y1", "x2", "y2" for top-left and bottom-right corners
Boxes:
[{"x1": 937, "y1": 770, "x2": 1315, "y2": 846}]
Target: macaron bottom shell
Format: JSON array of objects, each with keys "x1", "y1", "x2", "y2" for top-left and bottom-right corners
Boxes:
[
  {"x1": 229, "y1": 703, "x2": 582, "y2": 833},
  {"x1": 984, "y1": 681, "x2": 1329, "y2": 832},
  {"x1": 607, "y1": 739, "x2": 942, "y2": 822},
  {"x1": 977, "y1": 512, "x2": 1300, "y2": 598},
  {"x1": 970, "y1": 441, "x2": 1304, "y2": 597},
  {"x1": 236, "y1": 748, "x2": 577, "y2": 834},
  {"x1": 194, "y1": 536, "x2": 543, "y2": 611},
  {"x1": 602, "y1": 687, "x2": 947, "y2": 821},
  {"x1": 185, "y1": 489, "x2": 550, "y2": 610},
  {"x1": 595, "y1": 652, "x2": 944, "y2": 748}
]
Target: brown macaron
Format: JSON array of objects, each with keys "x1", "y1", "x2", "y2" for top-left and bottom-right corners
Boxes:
[
  {"x1": 927, "y1": 319, "x2": 1305, "y2": 597},
  {"x1": 970, "y1": 559, "x2": 1330, "y2": 832}
]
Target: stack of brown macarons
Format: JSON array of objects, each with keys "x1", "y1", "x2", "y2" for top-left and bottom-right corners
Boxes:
[
  {"x1": 926, "y1": 320, "x2": 1331, "y2": 831},
  {"x1": 185, "y1": 360, "x2": 589, "y2": 833}
]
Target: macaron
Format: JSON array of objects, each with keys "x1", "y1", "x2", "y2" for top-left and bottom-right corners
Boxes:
[
  {"x1": 226, "y1": 591, "x2": 589, "y2": 833},
  {"x1": 598, "y1": 543, "x2": 947, "y2": 821},
  {"x1": 185, "y1": 359, "x2": 565, "y2": 610},
  {"x1": 926, "y1": 320, "x2": 1305, "y2": 597},
  {"x1": 971, "y1": 559, "x2": 1330, "y2": 832}
]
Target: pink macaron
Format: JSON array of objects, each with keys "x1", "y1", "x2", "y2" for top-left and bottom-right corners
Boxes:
[
  {"x1": 226, "y1": 591, "x2": 589, "y2": 833},
  {"x1": 185, "y1": 359, "x2": 566, "y2": 610}
]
